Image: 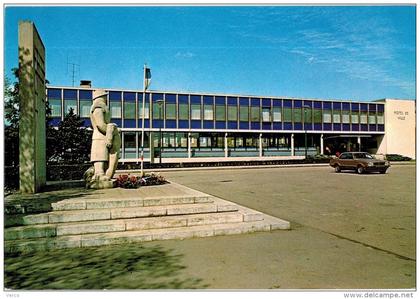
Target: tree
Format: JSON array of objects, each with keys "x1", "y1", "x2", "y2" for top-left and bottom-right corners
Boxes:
[{"x1": 4, "y1": 69, "x2": 20, "y2": 167}]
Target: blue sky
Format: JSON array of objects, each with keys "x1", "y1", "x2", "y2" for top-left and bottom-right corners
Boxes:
[{"x1": 4, "y1": 5, "x2": 416, "y2": 101}]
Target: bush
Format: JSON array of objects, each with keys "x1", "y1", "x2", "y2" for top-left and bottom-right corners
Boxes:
[
  {"x1": 386, "y1": 154, "x2": 412, "y2": 161},
  {"x1": 47, "y1": 163, "x2": 91, "y2": 181}
]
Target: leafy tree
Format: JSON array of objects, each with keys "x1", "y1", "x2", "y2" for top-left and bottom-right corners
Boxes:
[{"x1": 4, "y1": 68, "x2": 20, "y2": 167}]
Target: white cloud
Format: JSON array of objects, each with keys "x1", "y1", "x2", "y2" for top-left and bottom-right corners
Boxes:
[{"x1": 175, "y1": 51, "x2": 195, "y2": 58}]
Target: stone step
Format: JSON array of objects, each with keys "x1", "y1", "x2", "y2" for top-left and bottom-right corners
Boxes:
[
  {"x1": 5, "y1": 211, "x2": 245, "y2": 240},
  {"x1": 5, "y1": 218, "x2": 290, "y2": 253},
  {"x1": 5, "y1": 202, "x2": 239, "y2": 227}
]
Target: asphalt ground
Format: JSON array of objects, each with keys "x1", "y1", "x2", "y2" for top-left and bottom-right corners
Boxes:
[{"x1": 4, "y1": 164, "x2": 416, "y2": 290}]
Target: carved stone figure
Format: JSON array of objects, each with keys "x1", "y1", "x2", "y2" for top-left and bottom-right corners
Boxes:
[{"x1": 84, "y1": 89, "x2": 121, "y2": 189}]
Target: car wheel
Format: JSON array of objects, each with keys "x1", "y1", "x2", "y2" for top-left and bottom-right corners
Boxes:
[
  {"x1": 334, "y1": 165, "x2": 341, "y2": 173},
  {"x1": 357, "y1": 166, "x2": 365, "y2": 174},
  {"x1": 379, "y1": 169, "x2": 387, "y2": 174}
]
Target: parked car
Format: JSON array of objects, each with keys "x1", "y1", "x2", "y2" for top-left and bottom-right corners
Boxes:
[{"x1": 329, "y1": 152, "x2": 390, "y2": 174}]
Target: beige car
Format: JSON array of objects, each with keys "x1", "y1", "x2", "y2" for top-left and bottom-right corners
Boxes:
[{"x1": 330, "y1": 152, "x2": 390, "y2": 174}]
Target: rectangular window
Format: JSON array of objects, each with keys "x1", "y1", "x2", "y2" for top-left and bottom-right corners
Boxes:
[
  {"x1": 110, "y1": 102, "x2": 122, "y2": 118},
  {"x1": 360, "y1": 111, "x2": 368, "y2": 124},
  {"x1": 251, "y1": 107, "x2": 260, "y2": 122},
  {"x1": 313, "y1": 109, "x2": 322, "y2": 123},
  {"x1": 49, "y1": 99, "x2": 61, "y2": 117},
  {"x1": 377, "y1": 112, "x2": 384, "y2": 125},
  {"x1": 262, "y1": 107, "x2": 271, "y2": 122},
  {"x1": 228, "y1": 106, "x2": 238, "y2": 121},
  {"x1": 138, "y1": 101, "x2": 150, "y2": 119},
  {"x1": 342, "y1": 110, "x2": 350, "y2": 124},
  {"x1": 204, "y1": 104, "x2": 214, "y2": 120},
  {"x1": 293, "y1": 108, "x2": 302, "y2": 123},
  {"x1": 304, "y1": 108, "x2": 312, "y2": 123},
  {"x1": 216, "y1": 105, "x2": 226, "y2": 121},
  {"x1": 323, "y1": 110, "x2": 332, "y2": 123},
  {"x1": 368, "y1": 112, "x2": 376, "y2": 124},
  {"x1": 124, "y1": 102, "x2": 136, "y2": 119},
  {"x1": 153, "y1": 102, "x2": 164, "y2": 119},
  {"x1": 166, "y1": 103, "x2": 176, "y2": 120},
  {"x1": 351, "y1": 111, "x2": 359, "y2": 123},
  {"x1": 64, "y1": 100, "x2": 77, "y2": 115},
  {"x1": 191, "y1": 104, "x2": 201, "y2": 120},
  {"x1": 283, "y1": 108, "x2": 292, "y2": 122},
  {"x1": 80, "y1": 100, "x2": 91, "y2": 118},
  {"x1": 273, "y1": 107, "x2": 281, "y2": 122},
  {"x1": 240, "y1": 106, "x2": 249, "y2": 122},
  {"x1": 333, "y1": 110, "x2": 341, "y2": 123},
  {"x1": 176, "y1": 133, "x2": 188, "y2": 147},
  {"x1": 178, "y1": 103, "x2": 189, "y2": 120}
]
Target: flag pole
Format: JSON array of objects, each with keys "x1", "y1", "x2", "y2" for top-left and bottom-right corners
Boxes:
[{"x1": 140, "y1": 64, "x2": 146, "y2": 177}]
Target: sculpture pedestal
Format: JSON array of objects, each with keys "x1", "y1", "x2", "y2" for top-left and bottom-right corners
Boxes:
[{"x1": 87, "y1": 179, "x2": 116, "y2": 189}]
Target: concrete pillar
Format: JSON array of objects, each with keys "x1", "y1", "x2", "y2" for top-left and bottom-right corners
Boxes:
[
  {"x1": 149, "y1": 132, "x2": 155, "y2": 163},
  {"x1": 320, "y1": 134, "x2": 324, "y2": 155},
  {"x1": 259, "y1": 134, "x2": 263, "y2": 157},
  {"x1": 291, "y1": 133, "x2": 295, "y2": 156},
  {"x1": 357, "y1": 136, "x2": 361, "y2": 151},
  {"x1": 18, "y1": 21, "x2": 46, "y2": 193},
  {"x1": 224, "y1": 133, "x2": 228, "y2": 158},
  {"x1": 188, "y1": 133, "x2": 192, "y2": 158}
]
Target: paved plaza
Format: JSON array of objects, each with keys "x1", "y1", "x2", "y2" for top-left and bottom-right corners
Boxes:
[{"x1": 5, "y1": 164, "x2": 415, "y2": 289}]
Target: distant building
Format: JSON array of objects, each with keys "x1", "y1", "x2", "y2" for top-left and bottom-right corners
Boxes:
[{"x1": 46, "y1": 83, "x2": 416, "y2": 163}]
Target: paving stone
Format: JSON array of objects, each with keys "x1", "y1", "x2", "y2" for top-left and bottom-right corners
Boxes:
[
  {"x1": 111, "y1": 206, "x2": 166, "y2": 219},
  {"x1": 166, "y1": 204, "x2": 217, "y2": 215},
  {"x1": 48, "y1": 210, "x2": 111, "y2": 223},
  {"x1": 5, "y1": 225, "x2": 56, "y2": 240},
  {"x1": 5, "y1": 214, "x2": 50, "y2": 227},
  {"x1": 56, "y1": 220, "x2": 126, "y2": 236},
  {"x1": 151, "y1": 226, "x2": 214, "y2": 241},
  {"x1": 80, "y1": 231, "x2": 152, "y2": 247},
  {"x1": 143, "y1": 196, "x2": 195, "y2": 207},
  {"x1": 125, "y1": 217, "x2": 187, "y2": 230},
  {"x1": 186, "y1": 212, "x2": 243, "y2": 226},
  {"x1": 217, "y1": 204, "x2": 239, "y2": 212},
  {"x1": 194, "y1": 196, "x2": 214, "y2": 203},
  {"x1": 243, "y1": 212, "x2": 264, "y2": 222},
  {"x1": 52, "y1": 200, "x2": 86, "y2": 211},
  {"x1": 213, "y1": 222, "x2": 271, "y2": 236},
  {"x1": 86, "y1": 199, "x2": 144, "y2": 209}
]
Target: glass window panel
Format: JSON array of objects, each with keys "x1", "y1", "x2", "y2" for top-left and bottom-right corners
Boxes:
[
  {"x1": 293, "y1": 108, "x2": 302, "y2": 123},
  {"x1": 251, "y1": 107, "x2": 260, "y2": 121},
  {"x1": 262, "y1": 108, "x2": 271, "y2": 122},
  {"x1": 138, "y1": 102, "x2": 150, "y2": 119},
  {"x1": 273, "y1": 107, "x2": 281, "y2": 122},
  {"x1": 166, "y1": 103, "x2": 176, "y2": 120},
  {"x1": 228, "y1": 106, "x2": 238, "y2": 121},
  {"x1": 64, "y1": 100, "x2": 77, "y2": 115},
  {"x1": 283, "y1": 108, "x2": 292, "y2": 122},
  {"x1": 176, "y1": 133, "x2": 188, "y2": 147},
  {"x1": 153, "y1": 102, "x2": 164, "y2": 119},
  {"x1": 49, "y1": 99, "x2": 61, "y2": 117},
  {"x1": 342, "y1": 111, "x2": 350, "y2": 124},
  {"x1": 351, "y1": 112, "x2": 359, "y2": 123},
  {"x1": 227, "y1": 137, "x2": 235, "y2": 148},
  {"x1": 204, "y1": 104, "x2": 214, "y2": 120},
  {"x1": 110, "y1": 102, "x2": 122, "y2": 118},
  {"x1": 124, "y1": 102, "x2": 136, "y2": 119},
  {"x1": 323, "y1": 110, "x2": 332, "y2": 123},
  {"x1": 216, "y1": 105, "x2": 226, "y2": 121},
  {"x1": 304, "y1": 108, "x2": 312, "y2": 123},
  {"x1": 240, "y1": 106, "x2": 249, "y2": 122},
  {"x1": 360, "y1": 112, "x2": 368, "y2": 124},
  {"x1": 190, "y1": 133, "x2": 199, "y2": 148},
  {"x1": 80, "y1": 100, "x2": 91, "y2": 118},
  {"x1": 369, "y1": 112, "x2": 376, "y2": 124},
  {"x1": 377, "y1": 112, "x2": 384, "y2": 125},
  {"x1": 178, "y1": 103, "x2": 189, "y2": 120},
  {"x1": 333, "y1": 110, "x2": 341, "y2": 123},
  {"x1": 313, "y1": 109, "x2": 322, "y2": 123},
  {"x1": 191, "y1": 104, "x2": 201, "y2": 120}
]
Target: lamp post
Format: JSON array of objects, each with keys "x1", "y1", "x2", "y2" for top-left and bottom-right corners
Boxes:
[
  {"x1": 303, "y1": 105, "x2": 311, "y2": 159},
  {"x1": 157, "y1": 99, "x2": 164, "y2": 164}
]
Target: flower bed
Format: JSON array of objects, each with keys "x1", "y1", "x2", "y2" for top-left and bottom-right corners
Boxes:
[{"x1": 115, "y1": 173, "x2": 168, "y2": 189}]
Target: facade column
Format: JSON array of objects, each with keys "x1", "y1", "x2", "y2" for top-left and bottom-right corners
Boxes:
[
  {"x1": 259, "y1": 133, "x2": 263, "y2": 157},
  {"x1": 291, "y1": 133, "x2": 295, "y2": 156},
  {"x1": 188, "y1": 133, "x2": 192, "y2": 158},
  {"x1": 224, "y1": 133, "x2": 228, "y2": 158},
  {"x1": 357, "y1": 136, "x2": 361, "y2": 151},
  {"x1": 136, "y1": 132, "x2": 139, "y2": 161},
  {"x1": 320, "y1": 134, "x2": 324, "y2": 155},
  {"x1": 121, "y1": 132, "x2": 125, "y2": 162}
]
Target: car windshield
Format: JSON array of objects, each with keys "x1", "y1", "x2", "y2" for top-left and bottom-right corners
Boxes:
[{"x1": 353, "y1": 153, "x2": 374, "y2": 159}]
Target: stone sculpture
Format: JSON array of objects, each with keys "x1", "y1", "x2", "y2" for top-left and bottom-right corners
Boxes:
[{"x1": 84, "y1": 89, "x2": 121, "y2": 189}]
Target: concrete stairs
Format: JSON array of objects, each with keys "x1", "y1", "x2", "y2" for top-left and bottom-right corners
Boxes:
[{"x1": 5, "y1": 184, "x2": 290, "y2": 253}]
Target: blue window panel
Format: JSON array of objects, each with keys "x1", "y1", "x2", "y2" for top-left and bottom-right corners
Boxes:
[
  {"x1": 81, "y1": 118, "x2": 91, "y2": 127},
  {"x1": 262, "y1": 123, "x2": 271, "y2": 130},
  {"x1": 48, "y1": 88, "x2": 61, "y2": 98},
  {"x1": 361, "y1": 124, "x2": 368, "y2": 131},
  {"x1": 191, "y1": 95, "x2": 201, "y2": 105},
  {"x1": 49, "y1": 118, "x2": 61, "y2": 126},
  {"x1": 378, "y1": 124, "x2": 385, "y2": 131},
  {"x1": 377, "y1": 105, "x2": 384, "y2": 112},
  {"x1": 251, "y1": 98, "x2": 260, "y2": 106},
  {"x1": 138, "y1": 119, "x2": 150, "y2": 128},
  {"x1": 124, "y1": 119, "x2": 136, "y2": 128},
  {"x1": 152, "y1": 93, "x2": 164, "y2": 102},
  {"x1": 137, "y1": 93, "x2": 145, "y2": 101},
  {"x1": 203, "y1": 96, "x2": 213, "y2": 105},
  {"x1": 294, "y1": 123, "x2": 302, "y2": 130},
  {"x1": 166, "y1": 94, "x2": 176, "y2": 104},
  {"x1": 109, "y1": 91, "x2": 122, "y2": 101},
  {"x1": 360, "y1": 103, "x2": 368, "y2": 111},
  {"x1": 333, "y1": 124, "x2": 341, "y2": 131},
  {"x1": 323, "y1": 102, "x2": 332, "y2": 110},
  {"x1": 313, "y1": 101, "x2": 322, "y2": 109},
  {"x1": 79, "y1": 90, "x2": 92, "y2": 100},
  {"x1": 283, "y1": 122, "x2": 293, "y2": 130},
  {"x1": 123, "y1": 92, "x2": 136, "y2": 102},
  {"x1": 63, "y1": 89, "x2": 77, "y2": 99},
  {"x1": 216, "y1": 121, "x2": 226, "y2": 129},
  {"x1": 273, "y1": 122, "x2": 282, "y2": 130},
  {"x1": 304, "y1": 100, "x2": 312, "y2": 108},
  {"x1": 342, "y1": 124, "x2": 350, "y2": 131},
  {"x1": 178, "y1": 94, "x2": 188, "y2": 104},
  {"x1": 251, "y1": 122, "x2": 260, "y2": 130},
  {"x1": 369, "y1": 124, "x2": 377, "y2": 131},
  {"x1": 283, "y1": 100, "x2": 292, "y2": 108},
  {"x1": 166, "y1": 120, "x2": 177, "y2": 128},
  {"x1": 153, "y1": 120, "x2": 164, "y2": 128},
  {"x1": 112, "y1": 119, "x2": 122, "y2": 127},
  {"x1": 215, "y1": 96, "x2": 225, "y2": 105},
  {"x1": 352, "y1": 124, "x2": 360, "y2": 131},
  {"x1": 228, "y1": 121, "x2": 238, "y2": 129},
  {"x1": 239, "y1": 97, "x2": 249, "y2": 106},
  {"x1": 178, "y1": 120, "x2": 189, "y2": 129},
  {"x1": 314, "y1": 123, "x2": 322, "y2": 130},
  {"x1": 369, "y1": 104, "x2": 377, "y2": 112},
  {"x1": 239, "y1": 122, "x2": 249, "y2": 130},
  {"x1": 294, "y1": 100, "x2": 302, "y2": 108},
  {"x1": 191, "y1": 120, "x2": 201, "y2": 129},
  {"x1": 351, "y1": 103, "x2": 359, "y2": 111},
  {"x1": 227, "y1": 97, "x2": 237, "y2": 106},
  {"x1": 323, "y1": 123, "x2": 332, "y2": 131},
  {"x1": 273, "y1": 100, "x2": 281, "y2": 107},
  {"x1": 203, "y1": 121, "x2": 214, "y2": 129},
  {"x1": 304, "y1": 123, "x2": 313, "y2": 131},
  {"x1": 333, "y1": 102, "x2": 341, "y2": 110},
  {"x1": 342, "y1": 103, "x2": 350, "y2": 110},
  {"x1": 262, "y1": 98, "x2": 271, "y2": 107}
]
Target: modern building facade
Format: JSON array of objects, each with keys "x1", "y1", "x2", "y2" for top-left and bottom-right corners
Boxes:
[{"x1": 46, "y1": 84, "x2": 415, "y2": 163}]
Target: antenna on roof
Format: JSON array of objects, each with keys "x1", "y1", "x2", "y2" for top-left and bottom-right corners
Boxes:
[{"x1": 66, "y1": 54, "x2": 80, "y2": 87}]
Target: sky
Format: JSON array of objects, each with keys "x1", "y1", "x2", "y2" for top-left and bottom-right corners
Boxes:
[{"x1": 4, "y1": 5, "x2": 416, "y2": 101}]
